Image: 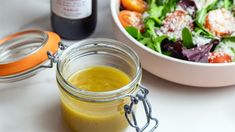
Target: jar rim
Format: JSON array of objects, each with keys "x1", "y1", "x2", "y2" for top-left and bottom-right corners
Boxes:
[{"x1": 56, "y1": 38, "x2": 142, "y2": 102}]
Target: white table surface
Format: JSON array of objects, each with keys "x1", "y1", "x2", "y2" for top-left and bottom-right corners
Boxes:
[{"x1": 1, "y1": 0, "x2": 235, "y2": 132}]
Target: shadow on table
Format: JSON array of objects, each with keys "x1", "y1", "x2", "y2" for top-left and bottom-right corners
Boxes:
[
  {"x1": 38, "y1": 101, "x2": 71, "y2": 132},
  {"x1": 142, "y1": 69, "x2": 235, "y2": 94}
]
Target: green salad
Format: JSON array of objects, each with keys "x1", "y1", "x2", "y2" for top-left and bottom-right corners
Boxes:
[{"x1": 118, "y1": 0, "x2": 235, "y2": 63}]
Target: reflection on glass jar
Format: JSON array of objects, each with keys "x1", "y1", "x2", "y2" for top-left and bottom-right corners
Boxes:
[{"x1": 56, "y1": 39, "x2": 141, "y2": 132}]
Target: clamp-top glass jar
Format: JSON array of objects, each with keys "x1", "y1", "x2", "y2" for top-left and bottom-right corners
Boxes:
[
  {"x1": 55, "y1": 39, "x2": 158, "y2": 132},
  {"x1": 0, "y1": 30, "x2": 158, "y2": 132}
]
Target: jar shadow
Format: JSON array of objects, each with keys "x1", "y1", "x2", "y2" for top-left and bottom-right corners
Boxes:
[{"x1": 38, "y1": 100, "x2": 71, "y2": 132}]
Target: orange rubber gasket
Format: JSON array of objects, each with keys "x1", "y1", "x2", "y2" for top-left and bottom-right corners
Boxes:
[{"x1": 0, "y1": 30, "x2": 61, "y2": 76}]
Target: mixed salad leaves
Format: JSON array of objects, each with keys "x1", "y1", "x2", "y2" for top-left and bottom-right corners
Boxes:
[{"x1": 118, "y1": 0, "x2": 235, "y2": 63}]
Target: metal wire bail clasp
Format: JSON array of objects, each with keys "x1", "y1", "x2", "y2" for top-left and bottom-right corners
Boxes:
[
  {"x1": 124, "y1": 84, "x2": 158, "y2": 132},
  {"x1": 40, "y1": 42, "x2": 68, "y2": 68}
]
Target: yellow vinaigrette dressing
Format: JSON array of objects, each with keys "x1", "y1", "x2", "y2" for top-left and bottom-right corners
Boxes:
[
  {"x1": 60, "y1": 66, "x2": 131, "y2": 132},
  {"x1": 68, "y1": 66, "x2": 131, "y2": 92}
]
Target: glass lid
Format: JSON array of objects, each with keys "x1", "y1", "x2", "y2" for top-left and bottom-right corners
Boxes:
[
  {"x1": 0, "y1": 30, "x2": 61, "y2": 82},
  {"x1": 0, "y1": 30, "x2": 47, "y2": 64}
]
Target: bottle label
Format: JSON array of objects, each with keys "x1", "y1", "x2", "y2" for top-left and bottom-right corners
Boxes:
[{"x1": 52, "y1": 0, "x2": 92, "y2": 19}]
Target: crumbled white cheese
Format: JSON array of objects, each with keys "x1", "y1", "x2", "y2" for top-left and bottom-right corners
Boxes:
[
  {"x1": 215, "y1": 41, "x2": 235, "y2": 60},
  {"x1": 156, "y1": 10, "x2": 194, "y2": 39},
  {"x1": 176, "y1": 5, "x2": 195, "y2": 16},
  {"x1": 187, "y1": 6, "x2": 196, "y2": 15},
  {"x1": 142, "y1": 12, "x2": 149, "y2": 19},
  {"x1": 193, "y1": 35, "x2": 212, "y2": 46}
]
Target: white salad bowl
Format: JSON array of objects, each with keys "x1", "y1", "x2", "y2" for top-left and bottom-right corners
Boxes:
[{"x1": 110, "y1": 0, "x2": 235, "y2": 87}]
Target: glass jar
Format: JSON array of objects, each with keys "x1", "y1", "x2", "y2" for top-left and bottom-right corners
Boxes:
[
  {"x1": 55, "y1": 39, "x2": 158, "y2": 132},
  {"x1": 0, "y1": 31, "x2": 158, "y2": 132}
]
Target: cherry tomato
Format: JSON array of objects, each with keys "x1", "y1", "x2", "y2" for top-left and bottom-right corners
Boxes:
[
  {"x1": 118, "y1": 10, "x2": 144, "y2": 30},
  {"x1": 121, "y1": 0, "x2": 147, "y2": 13},
  {"x1": 208, "y1": 52, "x2": 232, "y2": 63}
]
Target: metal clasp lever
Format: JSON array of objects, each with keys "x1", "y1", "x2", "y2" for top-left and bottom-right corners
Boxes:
[
  {"x1": 124, "y1": 84, "x2": 159, "y2": 132},
  {"x1": 40, "y1": 42, "x2": 68, "y2": 68}
]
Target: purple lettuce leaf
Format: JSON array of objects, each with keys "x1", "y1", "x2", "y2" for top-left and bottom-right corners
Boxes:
[
  {"x1": 178, "y1": 0, "x2": 196, "y2": 9},
  {"x1": 161, "y1": 40, "x2": 187, "y2": 60},
  {"x1": 162, "y1": 39, "x2": 219, "y2": 63},
  {"x1": 182, "y1": 39, "x2": 220, "y2": 63}
]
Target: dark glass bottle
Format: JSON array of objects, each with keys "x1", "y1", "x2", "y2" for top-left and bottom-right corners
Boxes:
[{"x1": 51, "y1": 0, "x2": 97, "y2": 40}]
